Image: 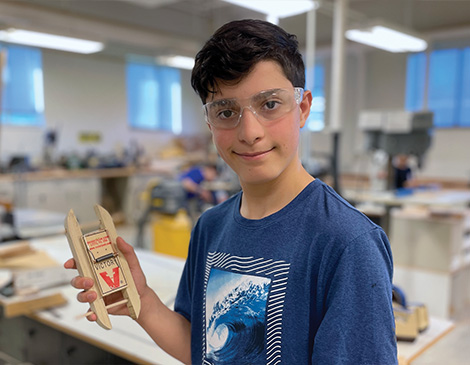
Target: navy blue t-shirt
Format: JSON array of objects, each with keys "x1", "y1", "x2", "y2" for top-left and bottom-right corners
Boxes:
[{"x1": 175, "y1": 179, "x2": 397, "y2": 364}]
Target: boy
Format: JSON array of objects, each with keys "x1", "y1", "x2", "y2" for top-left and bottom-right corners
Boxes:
[{"x1": 66, "y1": 19, "x2": 397, "y2": 364}]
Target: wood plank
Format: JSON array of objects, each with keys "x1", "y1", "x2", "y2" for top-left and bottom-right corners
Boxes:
[{"x1": 1, "y1": 292, "x2": 67, "y2": 318}]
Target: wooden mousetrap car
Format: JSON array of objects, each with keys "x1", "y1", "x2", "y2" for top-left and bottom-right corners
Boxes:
[{"x1": 64, "y1": 205, "x2": 140, "y2": 330}]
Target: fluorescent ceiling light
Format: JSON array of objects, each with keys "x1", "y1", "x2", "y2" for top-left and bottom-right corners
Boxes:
[
  {"x1": 0, "y1": 29, "x2": 104, "y2": 54},
  {"x1": 222, "y1": 0, "x2": 319, "y2": 24},
  {"x1": 118, "y1": 0, "x2": 179, "y2": 8},
  {"x1": 345, "y1": 25, "x2": 427, "y2": 53},
  {"x1": 156, "y1": 55, "x2": 195, "y2": 70}
]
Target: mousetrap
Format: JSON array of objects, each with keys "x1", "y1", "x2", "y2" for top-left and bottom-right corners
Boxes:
[{"x1": 64, "y1": 205, "x2": 140, "y2": 330}]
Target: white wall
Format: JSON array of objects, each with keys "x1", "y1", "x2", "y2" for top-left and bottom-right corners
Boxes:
[
  {"x1": 0, "y1": 49, "x2": 207, "y2": 167},
  {"x1": 422, "y1": 129, "x2": 470, "y2": 179}
]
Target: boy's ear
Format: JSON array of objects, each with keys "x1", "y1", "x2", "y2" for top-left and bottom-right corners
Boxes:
[{"x1": 299, "y1": 90, "x2": 313, "y2": 128}]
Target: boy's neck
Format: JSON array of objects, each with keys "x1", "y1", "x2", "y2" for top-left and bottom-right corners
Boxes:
[{"x1": 239, "y1": 168, "x2": 314, "y2": 220}]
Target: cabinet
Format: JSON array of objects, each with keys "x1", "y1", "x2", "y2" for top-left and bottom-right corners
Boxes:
[
  {"x1": 0, "y1": 174, "x2": 100, "y2": 225},
  {"x1": 390, "y1": 208, "x2": 470, "y2": 319},
  {"x1": 0, "y1": 179, "x2": 15, "y2": 203},
  {"x1": 0, "y1": 168, "x2": 174, "y2": 229},
  {"x1": 21, "y1": 178, "x2": 100, "y2": 223},
  {"x1": 0, "y1": 316, "x2": 129, "y2": 364}
]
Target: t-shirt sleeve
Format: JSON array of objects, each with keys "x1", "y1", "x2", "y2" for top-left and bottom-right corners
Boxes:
[
  {"x1": 173, "y1": 213, "x2": 207, "y2": 324},
  {"x1": 312, "y1": 228, "x2": 398, "y2": 364},
  {"x1": 174, "y1": 243, "x2": 193, "y2": 322}
]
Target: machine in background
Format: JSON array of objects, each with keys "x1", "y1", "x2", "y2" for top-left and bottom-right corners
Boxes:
[
  {"x1": 135, "y1": 179, "x2": 191, "y2": 258},
  {"x1": 359, "y1": 109, "x2": 434, "y2": 190}
]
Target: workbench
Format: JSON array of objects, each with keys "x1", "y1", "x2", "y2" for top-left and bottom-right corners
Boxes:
[
  {"x1": 344, "y1": 187, "x2": 470, "y2": 233},
  {"x1": 0, "y1": 163, "x2": 183, "y2": 225},
  {"x1": 0, "y1": 235, "x2": 185, "y2": 364},
  {"x1": 344, "y1": 187, "x2": 470, "y2": 209}
]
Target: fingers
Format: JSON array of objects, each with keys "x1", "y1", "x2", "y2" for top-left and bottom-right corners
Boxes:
[
  {"x1": 71, "y1": 275, "x2": 97, "y2": 305},
  {"x1": 77, "y1": 289, "x2": 97, "y2": 304},
  {"x1": 71, "y1": 278, "x2": 100, "y2": 322},
  {"x1": 116, "y1": 236, "x2": 133, "y2": 255},
  {"x1": 116, "y1": 236, "x2": 148, "y2": 294},
  {"x1": 86, "y1": 311, "x2": 98, "y2": 322},
  {"x1": 64, "y1": 258, "x2": 76, "y2": 269},
  {"x1": 73, "y1": 278, "x2": 97, "y2": 308},
  {"x1": 116, "y1": 236, "x2": 143, "y2": 273},
  {"x1": 70, "y1": 276, "x2": 94, "y2": 290}
]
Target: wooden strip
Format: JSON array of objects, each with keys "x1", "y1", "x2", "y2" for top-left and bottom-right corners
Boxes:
[
  {"x1": 77, "y1": 299, "x2": 129, "y2": 319},
  {"x1": 64, "y1": 209, "x2": 112, "y2": 329},
  {"x1": 3, "y1": 292, "x2": 67, "y2": 318},
  {"x1": 0, "y1": 241, "x2": 33, "y2": 260}
]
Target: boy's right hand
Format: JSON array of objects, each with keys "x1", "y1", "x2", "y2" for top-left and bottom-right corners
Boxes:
[{"x1": 64, "y1": 236, "x2": 150, "y2": 322}]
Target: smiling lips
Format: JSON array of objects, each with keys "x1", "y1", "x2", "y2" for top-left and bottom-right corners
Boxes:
[{"x1": 234, "y1": 147, "x2": 275, "y2": 159}]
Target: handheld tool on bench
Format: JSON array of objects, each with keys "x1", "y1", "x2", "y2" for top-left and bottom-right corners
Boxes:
[{"x1": 64, "y1": 205, "x2": 140, "y2": 330}]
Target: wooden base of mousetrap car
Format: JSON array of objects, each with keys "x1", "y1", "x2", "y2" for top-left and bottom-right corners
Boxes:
[{"x1": 64, "y1": 205, "x2": 140, "y2": 330}]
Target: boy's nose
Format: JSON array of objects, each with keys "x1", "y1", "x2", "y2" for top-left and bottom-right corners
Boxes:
[{"x1": 237, "y1": 107, "x2": 265, "y2": 145}]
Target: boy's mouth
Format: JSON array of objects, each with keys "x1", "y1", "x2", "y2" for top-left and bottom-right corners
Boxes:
[{"x1": 234, "y1": 147, "x2": 274, "y2": 158}]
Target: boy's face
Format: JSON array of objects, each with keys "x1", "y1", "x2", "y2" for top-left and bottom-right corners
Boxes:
[{"x1": 206, "y1": 61, "x2": 311, "y2": 187}]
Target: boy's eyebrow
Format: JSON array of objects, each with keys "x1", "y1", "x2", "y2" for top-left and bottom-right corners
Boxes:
[
  {"x1": 210, "y1": 88, "x2": 286, "y2": 106},
  {"x1": 208, "y1": 98, "x2": 238, "y2": 108},
  {"x1": 252, "y1": 88, "x2": 284, "y2": 101}
]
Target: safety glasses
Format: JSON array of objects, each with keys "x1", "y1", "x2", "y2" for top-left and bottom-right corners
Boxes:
[{"x1": 203, "y1": 87, "x2": 304, "y2": 129}]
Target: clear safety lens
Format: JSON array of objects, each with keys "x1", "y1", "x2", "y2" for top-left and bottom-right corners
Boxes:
[{"x1": 203, "y1": 87, "x2": 304, "y2": 129}]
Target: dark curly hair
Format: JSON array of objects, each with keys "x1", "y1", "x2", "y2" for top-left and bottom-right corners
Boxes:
[{"x1": 191, "y1": 19, "x2": 305, "y2": 103}]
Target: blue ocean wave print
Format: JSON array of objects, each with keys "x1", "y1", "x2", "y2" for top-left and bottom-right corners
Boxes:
[{"x1": 205, "y1": 269, "x2": 271, "y2": 364}]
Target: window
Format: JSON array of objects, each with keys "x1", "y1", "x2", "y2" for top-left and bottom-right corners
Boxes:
[
  {"x1": 305, "y1": 63, "x2": 325, "y2": 132},
  {"x1": 126, "y1": 60, "x2": 182, "y2": 133},
  {"x1": 405, "y1": 52, "x2": 426, "y2": 111},
  {"x1": 459, "y1": 48, "x2": 470, "y2": 125},
  {"x1": 405, "y1": 47, "x2": 470, "y2": 128},
  {"x1": 0, "y1": 44, "x2": 45, "y2": 126},
  {"x1": 428, "y1": 49, "x2": 460, "y2": 127}
]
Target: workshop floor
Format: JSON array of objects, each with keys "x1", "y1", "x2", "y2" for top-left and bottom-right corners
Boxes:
[{"x1": 116, "y1": 222, "x2": 470, "y2": 364}]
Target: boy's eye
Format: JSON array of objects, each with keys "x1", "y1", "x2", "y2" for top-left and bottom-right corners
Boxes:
[
  {"x1": 217, "y1": 109, "x2": 236, "y2": 120},
  {"x1": 264, "y1": 100, "x2": 279, "y2": 110},
  {"x1": 261, "y1": 99, "x2": 281, "y2": 112}
]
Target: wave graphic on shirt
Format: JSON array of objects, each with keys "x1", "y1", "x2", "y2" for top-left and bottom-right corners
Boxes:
[{"x1": 205, "y1": 269, "x2": 271, "y2": 364}]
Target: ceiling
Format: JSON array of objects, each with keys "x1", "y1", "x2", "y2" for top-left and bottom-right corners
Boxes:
[{"x1": 2, "y1": 0, "x2": 470, "y2": 57}]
